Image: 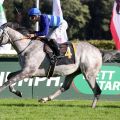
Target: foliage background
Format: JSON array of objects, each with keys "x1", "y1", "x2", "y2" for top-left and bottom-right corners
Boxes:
[{"x1": 3, "y1": 0, "x2": 114, "y2": 41}]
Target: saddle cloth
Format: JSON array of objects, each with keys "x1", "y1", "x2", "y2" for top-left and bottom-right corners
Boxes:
[{"x1": 44, "y1": 42, "x2": 76, "y2": 66}]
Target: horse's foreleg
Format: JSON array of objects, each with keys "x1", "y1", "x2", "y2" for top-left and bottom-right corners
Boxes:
[
  {"x1": 39, "y1": 88, "x2": 64, "y2": 103},
  {"x1": 7, "y1": 71, "x2": 23, "y2": 97},
  {"x1": 0, "y1": 70, "x2": 22, "y2": 93},
  {"x1": 7, "y1": 68, "x2": 45, "y2": 97},
  {"x1": 39, "y1": 72, "x2": 78, "y2": 103},
  {"x1": 0, "y1": 69, "x2": 32, "y2": 96},
  {"x1": 9, "y1": 83, "x2": 22, "y2": 97},
  {"x1": 39, "y1": 77, "x2": 73, "y2": 103}
]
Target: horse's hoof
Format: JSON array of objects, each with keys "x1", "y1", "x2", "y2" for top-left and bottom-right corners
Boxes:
[
  {"x1": 15, "y1": 90, "x2": 22, "y2": 97},
  {"x1": 92, "y1": 103, "x2": 96, "y2": 108},
  {"x1": 38, "y1": 98, "x2": 47, "y2": 103},
  {"x1": 92, "y1": 97, "x2": 98, "y2": 108}
]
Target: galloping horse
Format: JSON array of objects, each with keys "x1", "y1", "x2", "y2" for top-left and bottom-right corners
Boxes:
[{"x1": 0, "y1": 23, "x2": 103, "y2": 108}]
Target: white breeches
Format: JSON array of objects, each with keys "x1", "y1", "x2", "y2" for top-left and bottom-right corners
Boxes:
[{"x1": 47, "y1": 20, "x2": 68, "y2": 44}]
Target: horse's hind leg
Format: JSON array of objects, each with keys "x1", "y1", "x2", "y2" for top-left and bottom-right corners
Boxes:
[
  {"x1": 92, "y1": 82, "x2": 101, "y2": 108},
  {"x1": 39, "y1": 72, "x2": 79, "y2": 103},
  {"x1": 84, "y1": 71, "x2": 101, "y2": 108}
]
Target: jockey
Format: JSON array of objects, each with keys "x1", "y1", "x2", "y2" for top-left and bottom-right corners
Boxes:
[{"x1": 28, "y1": 7, "x2": 68, "y2": 58}]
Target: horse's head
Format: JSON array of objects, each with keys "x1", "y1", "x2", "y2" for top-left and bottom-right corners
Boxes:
[{"x1": 0, "y1": 23, "x2": 10, "y2": 46}]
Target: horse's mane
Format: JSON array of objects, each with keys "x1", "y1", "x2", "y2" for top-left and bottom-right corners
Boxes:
[{"x1": 2, "y1": 22, "x2": 32, "y2": 35}]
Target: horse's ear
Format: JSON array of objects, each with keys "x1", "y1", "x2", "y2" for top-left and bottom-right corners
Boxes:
[
  {"x1": 6, "y1": 22, "x2": 12, "y2": 27},
  {"x1": 1, "y1": 23, "x2": 8, "y2": 28},
  {"x1": 4, "y1": 22, "x2": 20, "y2": 30},
  {"x1": 5, "y1": 22, "x2": 16, "y2": 29}
]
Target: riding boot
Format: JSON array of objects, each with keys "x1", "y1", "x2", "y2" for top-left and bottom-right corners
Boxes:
[{"x1": 47, "y1": 39, "x2": 61, "y2": 57}]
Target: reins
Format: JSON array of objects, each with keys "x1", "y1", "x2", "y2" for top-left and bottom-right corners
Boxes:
[
  {"x1": 18, "y1": 40, "x2": 33, "y2": 55},
  {"x1": 13, "y1": 36, "x2": 45, "y2": 55},
  {"x1": 11, "y1": 36, "x2": 33, "y2": 55},
  {"x1": 11, "y1": 36, "x2": 30, "y2": 42},
  {"x1": 0, "y1": 24, "x2": 45, "y2": 55}
]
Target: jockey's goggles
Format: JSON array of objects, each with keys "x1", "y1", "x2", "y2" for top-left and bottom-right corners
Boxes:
[{"x1": 29, "y1": 15, "x2": 39, "y2": 20}]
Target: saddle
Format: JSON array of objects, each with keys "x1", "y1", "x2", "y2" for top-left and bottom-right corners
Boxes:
[{"x1": 44, "y1": 42, "x2": 76, "y2": 78}]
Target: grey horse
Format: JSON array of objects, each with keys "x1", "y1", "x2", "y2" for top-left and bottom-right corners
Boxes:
[{"x1": 0, "y1": 23, "x2": 106, "y2": 108}]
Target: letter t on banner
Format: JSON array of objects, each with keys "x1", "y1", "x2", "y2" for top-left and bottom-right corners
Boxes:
[
  {"x1": 0, "y1": 0, "x2": 7, "y2": 26},
  {"x1": 110, "y1": 0, "x2": 120, "y2": 50}
]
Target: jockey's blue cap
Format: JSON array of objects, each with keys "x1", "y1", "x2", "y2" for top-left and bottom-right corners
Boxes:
[{"x1": 28, "y1": 8, "x2": 41, "y2": 16}]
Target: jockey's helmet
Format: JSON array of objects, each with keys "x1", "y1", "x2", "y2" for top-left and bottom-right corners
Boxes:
[{"x1": 28, "y1": 8, "x2": 41, "y2": 16}]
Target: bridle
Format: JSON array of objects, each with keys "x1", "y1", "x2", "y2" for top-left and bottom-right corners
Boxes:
[
  {"x1": 0, "y1": 26, "x2": 32, "y2": 55},
  {"x1": 0, "y1": 24, "x2": 44, "y2": 55}
]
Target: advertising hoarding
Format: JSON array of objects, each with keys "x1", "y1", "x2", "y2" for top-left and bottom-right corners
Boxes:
[{"x1": 0, "y1": 58, "x2": 120, "y2": 100}]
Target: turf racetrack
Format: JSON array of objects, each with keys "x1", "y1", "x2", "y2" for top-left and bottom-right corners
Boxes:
[{"x1": 0, "y1": 99, "x2": 120, "y2": 120}]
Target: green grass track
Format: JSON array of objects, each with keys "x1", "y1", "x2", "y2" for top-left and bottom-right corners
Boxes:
[{"x1": 0, "y1": 99, "x2": 119, "y2": 120}]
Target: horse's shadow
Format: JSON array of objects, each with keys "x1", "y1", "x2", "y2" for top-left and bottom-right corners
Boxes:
[
  {"x1": 0, "y1": 103, "x2": 38, "y2": 107},
  {"x1": 98, "y1": 105, "x2": 120, "y2": 109},
  {"x1": 0, "y1": 103, "x2": 90, "y2": 108},
  {"x1": 0, "y1": 102, "x2": 120, "y2": 109}
]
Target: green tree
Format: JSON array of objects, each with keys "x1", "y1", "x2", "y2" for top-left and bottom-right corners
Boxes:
[
  {"x1": 4, "y1": 0, "x2": 14, "y2": 21},
  {"x1": 3, "y1": 0, "x2": 114, "y2": 40},
  {"x1": 61, "y1": 0, "x2": 91, "y2": 39},
  {"x1": 85, "y1": 0, "x2": 114, "y2": 39}
]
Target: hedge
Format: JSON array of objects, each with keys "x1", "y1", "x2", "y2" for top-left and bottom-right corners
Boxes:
[
  {"x1": 88, "y1": 40, "x2": 116, "y2": 50},
  {"x1": 0, "y1": 40, "x2": 116, "y2": 58},
  {"x1": 73, "y1": 39, "x2": 116, "y2": 50}
]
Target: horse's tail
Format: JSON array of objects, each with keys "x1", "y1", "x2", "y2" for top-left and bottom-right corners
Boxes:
[{"x1": 100, "y1": 50, "x2": 120, "y2": 63}]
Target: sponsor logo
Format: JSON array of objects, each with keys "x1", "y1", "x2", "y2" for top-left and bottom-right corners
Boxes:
[
  {"x1": 1, "y1": 66, "x2": 120, "y2": 95},
  {"x1": 0, "y1": 72, "x2": 63, "y2": 87}
]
